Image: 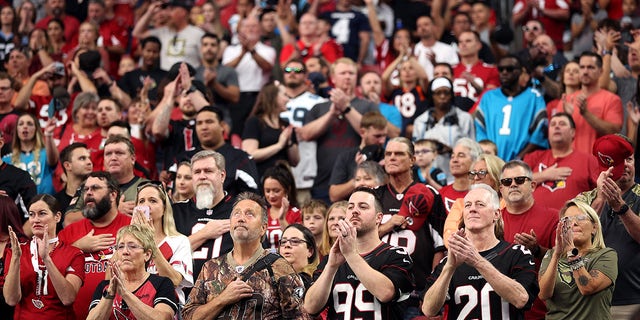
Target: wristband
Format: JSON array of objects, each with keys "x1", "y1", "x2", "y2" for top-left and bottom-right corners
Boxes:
[
  {"x1": 102, "y1": 290, "x2": 115, "y2": 300},
  {"x1": 568, "y1": 256, "x2": 584, "y2": 271}
]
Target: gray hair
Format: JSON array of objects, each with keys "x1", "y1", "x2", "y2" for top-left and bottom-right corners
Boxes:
[
  {"x1": 191, "y1": 150, "x2": 225, "y2": 172},
  {"x1": 469, "y1": 183, "x2": 500, "y2": 210},
  {"x1": 387, "y1": 136, "x2": 415, "y2": 156},
  {"x1": 72, "y1": 92, "x2": 100, "y2": 122},
  {"x1": 500, "y1": 160, "x2": 533, "y2": 179},
  {"x1": 454, "y1": 138, "x2": 483, "y2": 163},
  {"x1": 356, "y1": 161, "x2": 387, "y2": 186},
  {"x1": 235, "y1": 192, "x2": 269, "y2": 225}
]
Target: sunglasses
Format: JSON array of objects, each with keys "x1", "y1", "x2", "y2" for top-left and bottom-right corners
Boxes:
[
  {"x1": 561, "y1": 214, "x2": 592, "y2": 224},
  {"x1": 468, "y1": 170, "x2": 488, "y2": 180},
  {"x1": 284, "y1": 66, "x2": 304, "y2": 74},
  {"x1": 500, "y1": 176, "x2": 531, "y2": 187},
  {"x1": 497, "y1": 66, "x2": 519, "y2": 72}
]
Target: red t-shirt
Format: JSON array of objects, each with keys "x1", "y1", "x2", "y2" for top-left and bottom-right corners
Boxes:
[
  {"x1": 524, "y1": 149, "x2": 599, "y2": 210},
  {"x1": 4, "y1": 240, "x2": 85, "y2": 320},
  {"x1": 501, "y1": 202, "x2": 558, "y2": 320},
  {"x1": 35, "y1": 15, "x2": 80, "y2": 48},
  {"x1": 57, "y1": 214, "x2": 132, "y2": 320},
  {"x1": 513, "y1": 0, "x2": 570, "y2": 50},
  {"x1": 279, "y1": 39, "x2": 343, "y2": 65},
  {"x1": 439, "y1": 185, "x2": 468, "y2": 214},
  {"x1": 453, "y1": 61, "x2": 500, "y2": 102}
]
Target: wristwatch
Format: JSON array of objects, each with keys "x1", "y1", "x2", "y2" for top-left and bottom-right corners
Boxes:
[
  {"x1": 567, "y1": 247, "x2": 579, "y2": 258},
  {"x1": 613, "y1": 203, "x2": 629, "y2": 216},
  {"x1": 342, "y1": 106, "x2": 352, "y2": 115},
  {"x1": 601, "y1": 49, "x2": 612, "y2": 56},
  {"x1": 102, "y1": 290, "x2": 115, "y2": 300}
]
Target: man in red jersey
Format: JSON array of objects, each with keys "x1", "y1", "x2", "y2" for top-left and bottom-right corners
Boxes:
[
  {"x1": 57, "y1": 171, "x2": 132, "y2": 320},
  {"x1": 453, "y1": 30, "x2": 499, "y2": 111}
]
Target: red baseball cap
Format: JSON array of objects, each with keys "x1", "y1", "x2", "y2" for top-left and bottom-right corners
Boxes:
[
  {"x1": 592, "y1": 134, "x2": 633, "y2": 180},
  {"x1": 397, "y1": 184, "x2": 432, "y2": 231}
]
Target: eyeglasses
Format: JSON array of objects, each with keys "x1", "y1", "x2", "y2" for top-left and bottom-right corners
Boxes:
[
  {"x1": 0, "y1": 86, "x2": 12, "y2": 91},
  {"x1": 468, "y1": 170, "x2": 488, "y2": 180},
  {"x1": 497, "y1": 66, "x2": 519, "y2": 72},
  {"x1": 500, "y1": 176, "x2": 531, "y2": 187},
  {"x1": 284, "y1": 66, "x2": 304, "y2": 74},
  {"x1": 279, "y1": 238, "x2": 308, "y2": 247},
  {"x1": 115, "y1": 243, "x2": 145, "y2": 251},
  {"x1": 83, "y1": 184, "x2": 107, "y2": 193},
  {"x1": 415, "y1": 148, "x2": 434, "y2": 156},
  {"x1": 561, "y1": 214, "x2": 592, "y2": 224},
  {"x1": 522, "y1": 25, "x2": 540, "y2": 32}
]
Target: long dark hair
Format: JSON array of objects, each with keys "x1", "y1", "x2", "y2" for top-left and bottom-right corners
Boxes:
[
  {"x1": 261, "y1": 161, "x2": 298, "y2": 208},
  {"x1": 0, "y1": 196, "x2": 27, "y2": 241}
]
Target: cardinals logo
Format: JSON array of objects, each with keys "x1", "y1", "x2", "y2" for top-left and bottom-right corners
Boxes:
[
  {"x1": 597, "y1": 151, "x2": 615, "y2": 167},
  {"x1": 538, "y1": 163, "x2": 567, "y2": 192}
]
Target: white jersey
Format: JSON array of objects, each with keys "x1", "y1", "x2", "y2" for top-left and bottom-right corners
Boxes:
[
  {"x1": 147, "y1": 234, "x2": 194, "y2": 305},
  {"x1": 281, "y1": 92, "x2": 326, "y2": 189}
]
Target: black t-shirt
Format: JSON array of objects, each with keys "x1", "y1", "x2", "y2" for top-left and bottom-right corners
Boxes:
[
  {"x1": 241, "y1": 116, "x2": 296, "y2": 179},
  {"x1": 172, "y1": 195, "x2": 235, "y2": 281},
  {"x1": 0, "y1": 162, "x2": 36, "y2": 221},
  {"x1": 175, "y1": 144, "x2": 260, "y2": 196},
  {"x1": 424, "y1": 241, "x2": 539, "y2": 320},
  {"x1": 376, "y1": 182, "x2": 446, "y2": 291},
  {"x1": 162, "y1": 118, "x2": 201, "y2": 170},
  {"x1": 313, "y1": 242, "x2": 414, "y2": 320}
]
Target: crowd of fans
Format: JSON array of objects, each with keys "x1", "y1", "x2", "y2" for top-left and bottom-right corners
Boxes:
[{"x1": 0, "y1": 0, "x2": 639, "y2": 319}]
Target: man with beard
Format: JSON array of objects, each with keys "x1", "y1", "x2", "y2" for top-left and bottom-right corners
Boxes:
[
  {"x1": 575, "y1": 134, "x2": 640, "y2": 319},
  {"x1": 279, "y1": 58, "x2": 326, "y2": 205},
  {"x1": 15, "y1": 61, "x2": 96, "y2": 131},
  {"x1": 182, "y1": 192, "x2": 307, "y2": 319},
  {"x1": 196, "y1": 33, "x2": 239, "y2": 120},
  {"x1": 305, "y1": 187, "x2": 414, "y2": 319},
  {"x1": 172, "y1": 150, "x2": 235, "y2": 283},
  {"x1": 176, "y1": 106, "x2": 259, "y2": 196},
  {"x1": 57, "y1": 171, "x2": 132, "y2": 320}
]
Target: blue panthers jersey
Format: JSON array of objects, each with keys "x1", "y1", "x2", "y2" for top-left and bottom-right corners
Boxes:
[{"x1": 475, "y1": 88, "x2": 548, "y2": 161}]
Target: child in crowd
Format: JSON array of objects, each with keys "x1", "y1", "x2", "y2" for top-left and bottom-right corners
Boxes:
[
  {"x1": 478, "y1": 139, "x2": 498, "y2": 156},
  {"x1": 413, "y1": 139, "x2": 447, "y2": 190},
  {"x1": 301, "y1": 200, "x2": 328, "y2": 257}
]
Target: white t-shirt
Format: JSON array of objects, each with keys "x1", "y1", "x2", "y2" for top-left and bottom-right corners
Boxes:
[
  {"x1": 222, "y1": 42, "x2": 276, "y2": 92},
  {"x1": 149, "y1": 25, "x2": 205, "y2": 70},
  {"x1": 147, "y1": 234, "x2": 194, "y2": 305},
  {"x1": 414, "y1": 41, "x2": 459, "y2": 79}
]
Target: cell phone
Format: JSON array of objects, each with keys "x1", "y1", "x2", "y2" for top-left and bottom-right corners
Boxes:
[
  {"x1": 134, "y1": 205, "x2": 150, "y2": 219},
  {"x1": 48, "y1": 98, "x2": 57, "y2": 119}
]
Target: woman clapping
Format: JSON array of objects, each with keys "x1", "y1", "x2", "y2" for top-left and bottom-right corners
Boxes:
[{"x1": 3, "y1": 194, "x2": 84, "y2": 320}]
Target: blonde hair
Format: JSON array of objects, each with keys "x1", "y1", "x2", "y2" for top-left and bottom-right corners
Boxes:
[
  {"x1": 116, "y1": 224, "x2": 155, "y2": 267},
  {"x1": 11, "y1": 113, "x2": 44, "y2": 170},
  {"x1": 475, "y1": 154, "x2": 506, "y2": 192},
  {"x1": 320, "y1": 201, "x2": 348, "y2": 256},
  {"x1": 559, "y1": 200, "x2": 606, "y2": 251},
  {"x1": 135, "y1": 184, "x2": 181, "y2": 237}
]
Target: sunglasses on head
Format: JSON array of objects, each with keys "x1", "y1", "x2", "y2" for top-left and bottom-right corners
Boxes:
[
  {"x1": 284, "y1": 66, "x2": 304, "y2": 74},
  {"x1": 500, "y1": 176, "x2": 531, "y2": 187},
  {"x1": 136, "y1": 180, "x2": 166, "y2": 193}
]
